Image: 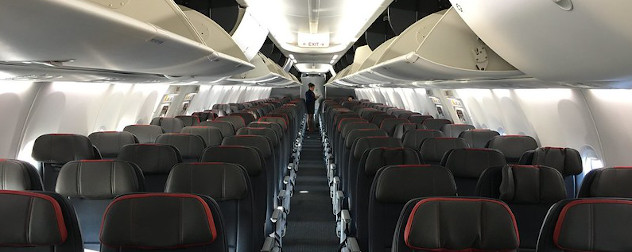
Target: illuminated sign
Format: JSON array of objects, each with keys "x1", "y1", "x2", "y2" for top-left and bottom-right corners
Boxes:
[{"x1": 298, "y1": 32, "x2": 330, "y2": 48}]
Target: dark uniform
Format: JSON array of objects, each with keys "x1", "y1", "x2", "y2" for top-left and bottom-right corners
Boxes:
[{"x1": 305, "y1": 89, "x2": 316, "y2": 114}]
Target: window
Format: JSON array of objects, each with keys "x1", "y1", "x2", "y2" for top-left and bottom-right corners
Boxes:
[{"x1": 579, "y1": 145, "x2": 604, "y2": 174}]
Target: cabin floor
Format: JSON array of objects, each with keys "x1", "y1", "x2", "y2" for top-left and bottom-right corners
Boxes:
[{"x1": 283, "y1": 130, "x2": 339, "y2": 251}]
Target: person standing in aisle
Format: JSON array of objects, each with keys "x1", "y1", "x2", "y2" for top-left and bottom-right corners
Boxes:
[{"x1": 305, "y1": 83, "x2": 319, "y2": 132}]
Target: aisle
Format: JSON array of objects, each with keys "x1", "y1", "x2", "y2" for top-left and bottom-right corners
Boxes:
[{"x1": 283, "y1": 130, "x2": 339, "y2": 251}]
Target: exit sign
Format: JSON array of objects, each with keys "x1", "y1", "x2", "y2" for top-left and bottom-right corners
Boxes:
[{"x1": 298, "y1": 32, "x2": 330, "y2": 48}]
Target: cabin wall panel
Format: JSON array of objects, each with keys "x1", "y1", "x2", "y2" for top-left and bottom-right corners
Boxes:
[
  {"x1": 0, "y1": 82, "x2": 41, "y2": 158},
  {"x1": 187, "y1": 85, "x2": 271, "y2": 113}
]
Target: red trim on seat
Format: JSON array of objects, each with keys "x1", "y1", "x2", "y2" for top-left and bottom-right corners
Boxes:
[
  {"x1": 0, "y1": 190, "x2": 67, "y2": 245},
  {"x1": 79, "y1": 159, "x2": 116, "y2": 162},
  {"x1": 614, "y1": 166, "x2": 632, "y2": 169},
  {"x1": 49, "y1": 133, "x2": 76, "y2": 136},
  {"x1": 404, "y1": 198, "x2": 518, "y2": 251},
  {"x1": 464, "y1": 148, "x2": 495, "y2": 152},
  {"x1": 543, "y1": 147, "x2": 565, "y2": 150},
  {"x1": 502, "y1": 135, "x2": 528, "y2": 137},
  {"x1": 511, "y1": 165, "x2": 540, "y2": 169},
  {"x1": 101, "y1": 193, "x2": 217, "y2": 248},
  {"x1": 396, "y1": 164, "x2": 431, "y2": 168}
]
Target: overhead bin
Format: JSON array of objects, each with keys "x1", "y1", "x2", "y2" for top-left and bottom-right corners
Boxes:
[
  {"x1": 0, "y1": 0, "x2": 254, "y2": 82},
  {"x1": 333, "y1": 7, "x2": 521, "y2": 86},
  {"x1": 227, "y1": 53, "x2": 300, "y2": 87}
]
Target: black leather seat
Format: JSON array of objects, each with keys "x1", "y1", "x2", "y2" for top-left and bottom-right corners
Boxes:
[
  {"x1": 199, "y1": 121, "x2": 236, "y2": 138},
  {"x1": 166, "y1": 163, "x2": 254, "y2": 252},
  {"x1": 55, "y1": 160, "x2": 145, "y2": 250},
  {"x1": 370, "y1": 114, "x2": 396, "y2": 126},
  {"x1": 175, "y1": 115, "x2": 201, "y2": 126},
  {"x1": 458, "y1": 129, "x2": 500, "y2": 148},
  {"x1": 123, "y1": 125, "x2": 165, "y2": 144},
  {"x1": 401, "y1": 129, "x2": 444, "y2": 150},
  {"x1": 0, "y1": 190, "x2": 83, "y2": 252},
  {"x1": 337, "y1": 122, "x2": 380, "y2": 175},
  {"x1": 537, "y1": 198, "x2": 632, "y2": 251},
  {"x1": 392, "y1": 197, "x2": 519, "y2": 252},
  {"x1": 441, "y1": 124, "x2": 475, "y2": 138},
  {"x1": 393, "y1": 123, "x2": 419, "y2": 140},
  {"x1": 236, "y1": 127, "x2": 282, "y2": 193},
  {"x1": 419, "y1": 118, "x2": 452, "y2": 131},
  {"x1": 578, "y1": 167, "x2": 632, "y2": 197},
  {"x1": 150, "y1": 117, "x2": 185, "y2": 133},
  {"x1": 0, "y1": 159, "x2": 43, "y2": 190},
  {"x1": 248, "y1": 122, "x2": 287, "y2": 170},
  {"x1": 479, "y1": 165, "x2": 567, "y2": 251},
  {"x1": 380, "y1": 118, "x2": 410, "y2": 137},
  {"x1": 519, "y1": 147, "x2": 583, "y2": 198},
  {"x1": 419, "y1": 137, "x2": 468, "y2": 164},
  {"x1": 99, "y1": 193, "x2": 228, "y2": 252},
  {"x1": 117, "y1": 144, "x2": 182, "y2": 192},
  {"x1": 216, "y1": 116, "x2": 247, "y2": 131},
  {"x1": 228, "y1": 113, "x2": 256, "y2": 125},
  {"x1": 408, "y1": 114, "x2": 433, "y2": 124},
  {"x1": 487, "y1": 135, "x2": 538, "y2": 164},
  {"x1": 32, "y1": 134, "x2": 100, "y2": 191},
  {"x1": 156, "y1": 133, "x2": 206, "y2": 163},
  {"x1": 368, "y1": 164, "x2": 457, "y2": 252},
  {"x1": 442, "y1": 148, "x2": 506, "y2": 195},
  {"x1": 88, "y1": 131, "x2": 139, "y2": 159},
  {"x1": 181, "y1": 126, "x2": 224, "y2": 147}
]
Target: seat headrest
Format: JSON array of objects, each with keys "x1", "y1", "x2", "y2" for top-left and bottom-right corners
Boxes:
[
  {"x1": 0, "y1": 190, "x2": 68, "y2": 246},
  {"x1": 342, "y1": 122, "x2": 379, "y2": 138},
  {"x1": 258, "y1": 116, "x2": 288, "y2": 131},
  {"x1": 0, "y1": 159, "x2": 43, "y2": 190},
  {"x1": 345, "y1": 129, "x2": 388, "y2": 148},
  {"x1": 393, "y1": 123, "x2": 418, "y2": 140},
  {"x1": 531, "y1": 147, "x2": 582, "y2": 176},
  {"x1": 123, "y1": 125, "x2": 165, "y2": 144},
  {"x1": 419, "y1": 137, "x2": 468, "y2": 163},
  {"x1": 442, "y1": 148, "x2": 507, "y2": 178},
  {"x1": 420, "y1": 119, "x2": 452, "y2": 130},
  {"x1": 408, "y1": 115, "x2": 433, "y2": 124},
  {"x1": 236, "y1": 127, "x2": 279, "y2": 147},
  {"x1": 175, "y1": 115, "x2": 200, "y2": 126},
  {"x1": 487, "y1": 135, "x2": 538, "y2": 163},
  {"x1": 215, "y1": 116, "x2": 246, "y2": 129},
  {"x1": 363, "y1": 148, "x2": 421, "y2": 176},
  {"x1": 441, "y1": 124, "x2": 475, "y2": 138},
  {"x1": 458, "y1": 129, "x2": 500, "y2": 148},
  {"x1": 404, "y1": 197, "x2": 519, "y2": 251},
  {"x1": 337, "y1": 118, "x2": 366, "y2": 132},
  {"x1": 402, "y1": 129, "x2": 444, "y2": 150},
  {"x1": 551, "y1": 199, "x2": 632, "y2": 251},
  {"x1": 229, "y1": 113, "x2": 256, "y2": 125},
  {"x1": 100, "y1": 193, "x2": 218, "y2": 249},
  {"x1": 201, "y1": 146, "x2": 263, "y2": 177},
  {"x1": 578, "y1": 167, "x2": 632, "y2": 197},
  {"x1": 248, "y1": 122, "x2": 284, "y2": 138},
  {"x1": 150, "y1": 117, "x2": 185, "y2": 133},
  {"x1": 166, "y1": 163, "x2": 249, "y2": 201},
  {"x1": 353, "y1": 137, "x2": 402, "y2": 159},
  {"x1": 198, "y1": 121, "x2": 235, "y2": 137},
  {"x1": 499, "y1": 165, "x2": 566, "y2": 204},
  {"x1": 31, "y1": 134, "x2": 97, "y2": 163},
  {"x1": 88, "y1": 131, "x2": 138, "y2": 158},
  {"x1": 181, "y1": 126, "x2": 224, "y2": 147},
  {"x1": 380, "y1": 118, "x2": 410, "y2": 136},
  {"x1": 155, "y1": 134, "x2": 206, "y2": 161},
  {"x1": 374, "y1": 165, "x2": 456, "y2": 203},
  {"x1": 56, "y1": 160, "x2": 144, "y2": 199},
  {"x1": 117, "y1": 144, "x2": 182, "y2": 174},
  {"x1": 221, "y1": 135, "x2": 272, "y2": 158}
]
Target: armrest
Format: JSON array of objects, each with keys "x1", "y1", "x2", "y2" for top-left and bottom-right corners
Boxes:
[
  {"x1": 260, "y1": 237, "x2": 279, "y2": 252},
  {"x1": 345, "y1": 237, "x2": 361, "y2": 252}
]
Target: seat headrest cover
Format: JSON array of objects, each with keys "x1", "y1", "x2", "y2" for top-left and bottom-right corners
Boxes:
[
  {"x1": 582, "y1": 167, "x2": 632, "y2": 197},
  {"x1": 100, "y1": 193, "x2": 217, "y2": 249},
  {"x1": 123, "y1": 125, "x2": 164, "y2": 144},
  {"x1": 353, "y1": 137, "x2": 402, "y2": 159},
  {"x1": 151, "y1": 117, "x2": 185, "y2": 133},
  {"x1": 117, "y1": 144, "x2": 182, "y2": 174},
  {"x1": 402, "y1": 130, "x2": 444, "y2": 150},
  {"x1": 236, "y1": 127, "x2": 279, "y2": 146},
  {"x1": 198, "y1": 121, "x2": 235, "y2": 137},
  {"x1": 0, "y1": 159, "x2": 39, "y2": 190},
  {"x1": 405, "y1": 198, "x2": 519, "y2": 251},
  {"x1": 215, "y1": 116, "x2": 246, "y2": 129},
  {"x1": 420, "y1": 119, "x2": 452, "y2": 130},
  {"x1": 166, "y1": 163, "x2": 248, "y2": 201},
  {"x1": 442, "y1": 124, "x2": 476, "y2": 138},
  {"x1": 443, "y1": 148, "x2": 507, "y2": 178},
  {"x1": 487, "y1": 135, "x2": 538, "y2": 161},
  {"x1": 56, "y1": 160, "x2": 143, "y2": 199},
  {"x1": 532, "y1": 147, "x2": 582, "y2": 176},
  {"x1": 499, "y1": 165, "x2": 566, "y2": 203},
  {"x1": 222, "y1": 135, "x2": 272, "y2": 158},
  {"x1": 342, "y1": 122, "x2": 379, "y2": 138},
  {"x1": 375, "y1": 165, "x2": 456, "y2": 203},
  {"x1": 458, "y1": 129, "x2": 500, "y2": 148},
  {"x1": 258, "y1": 116, "x2": 288, "y2": 131},
  {"x1": 88, "y1": 131, "x2": 138, "y2": 158},
  {"x1": 181, "y1": 126, "x2": 223, "y2": 147},
  {"x1": 201, "y1": 146, "x2": 263, "y2": 176},
  {"x1": 345, "y1": 129, "x2": 388, "y2": 148},
  {"x1": 0, "y1": 190, "x2": 67, "y2": 246},
  {"x1": 32, "y1": 134, "x2": 96, "y2": 163},
  {"x1": 156, "y1": 134, "x2": 206, "y2": 160},
  {"x1": 554, "y1": 199, "x2": 632, "y2": 251},
  {"x1": 364, "y1": 148, "x2": 421, "y2": 176},
  {"x1": 420, "y1": 138, "x2": 468, "y2": 163},
  {"x1": 248, "y1": 122, "x2": 283, "y2": 138}
]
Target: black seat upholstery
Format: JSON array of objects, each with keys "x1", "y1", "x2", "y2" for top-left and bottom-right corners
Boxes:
[
  {"x1": 181, "y1": 126, "x2": 224, "y2": 147},
  {"x1": 537, "y1": 198, "x2": 632, "y2": 252},
  {"x1": 0, "y1": 190, "x2": 83, "y2": 252},
  {"x1": 441, "y1": 148, "x2": 506, "y2": 196},
  {"x1": 199, "y1": 121, "x2": 236, "y2": 138},
  {"x1": 0, "y1": 159, "x2": 43, "y2": 190},
  {"x1": 408, "y1": 114, "x2": 433, "y2": 124},
  {"x1": 117, "y1": 144, "x2": 182, "y2": 192},
  {"x1": 156, "y1": 133, "x2": 206, "y2": 162},
  {"x1": 166, "y1": 163, "x2": 254, "y2": 252},
  {"x1": 55, "y1": 160, "x2": 144, "y2": 250},
  {"x1": 486, "y1": 135, "x2": 538, "y2": 164},
  {"x1": 150, "y1": 117, "x2": 185, "y2": 133},
  {"x1": 419, "y1": 137, "x2": 468, "y2": 164},
  {"x1": 32, "y1": 134, "x2": 100, "y2": 191},
  {"x1": 216, "y1": 116, "x2": 246, "y2": 130},
  {"x1": 175, "y1": 115, "x2": 201, "y2": 126},
  {"x1": 458, "y1": 129, "x2": 500, "y2": 148},
  {"x1": 230, "y1": 112, "x2": 256, "y2": 125},
  {"x1": 519, "y1": 147, "x2": 583, "y2": 198},
  {"x1": 123, "y1": 125, "x2": 165, "y2": 144},
  {"x1": 99, "y1": 193, "x2": 227, "y2": 252},
  {"x1": 88, "y1": 131, "x2": 139, "y2": 159},
  {"x1": 380, "y1": 118, "x2": 410, "y2": 137},
  {"x1": 401, "y1": 129, "x2": 444, "y2": 150},
  {"x1": 393, "y1": 123, "x2": 419, "y2": 140},
  {"x1": 419, "y1": 118, "x2": 452, "y2": 131},
  {"x1": 441, "y1": 124, "x2": 475, "y2": 138},
  {"x1": 370, "y1": 114, "x2": 396, "y2": 126},
  {"x1": 578, "y1": 167, "x2": 632, "y2": 197},
  {"x1": 369, "y1": 165, "x2": 456, "y2": 252},
  {"x1": 392, "y1": 197, "x2": 519, "y2": 252}
]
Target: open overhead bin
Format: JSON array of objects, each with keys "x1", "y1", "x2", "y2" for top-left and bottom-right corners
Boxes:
[
  {"x1": 336, "y1": 7, "x2": 522, "y2": 85},
  {"x1": 0, "y1": 0, "x2": 254, "y2": 82},
  {"x1": 227, "y1": 53, "x2": 300, "y2": 87}
]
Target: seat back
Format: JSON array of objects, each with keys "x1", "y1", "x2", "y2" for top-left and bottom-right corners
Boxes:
[
  {"x1": 393, "y1": 123, "x2": 419, "y2": 140},
  {"x1": 369, "y1": 165, "x2": 456, "y2": 252},
  {"x1": 370, "y1": 114, "x2": 396, "y2": 126},
  {"x1": 199, "y1": 121, "x2": 236, "y2": 138},
  {"x1": 458, "y1": 129, "x2": 500, "y2": 148},
  {"x1": 56, "y1": 160, "x2": 144, "y2": 250},
  {"x1": 0, "y1": 159, "x2": 43, "y2": 190},
  {"x1": 441, "y1": 148, "x2": 506, "y2": 196},
  {"x1": 0, "y1": 190, "x2": 83, "y2": 252},
  {"x1": 392, "y1": 197, "x2": 519, "y2": 252},
  {"x1": 420, "y1": 118, "x2": 452, "y2": 130},
  {"x1": 408, "y1": 114, "x2": 433, "y2": 124},
  {"x1": 402, "y1": 129, "x2": 444, "y2": 150},
  {"x1": 175, "y1": 115, "x2": 201, "y2": 126},
  {"x1": 248, "y1": 122, "x2": 284, "y2": 140},
  {"x1": 579, "y1": 167, "x2": 632, "y2": 197},
  {"x1": 181, "y1": 126, "x2": 224, "y2": 147},
  {"x1": 166, "y1": 163, "x2": 254, "y2": 252},
  {"x1": 230, "y1": 113, "x2": 256, "y2": 125},
  {"x1": 537, "y1": 198, "x2": 632, "y2": 252},
  {"x1": 236, "y1": 127, "x2": 279, "y2": 147},
  {"x1": 521, "y1": 147, "x2": 583, "y2": 197},
  {"x1": 150, "y1": 117, "x2": 185, "y2": 133},
  {"x1": 441, "y1": 124, "x2": 475, "y2": 138},
  {"x1": 100, "y1": 193, "x2": 227, "y2": 252},
  {"x1": 32, "y1": 134, "x2": 99, "y2": 191},
  {"x1": 380, "y1": 118, "x2": 410, "y2": 137},
  {"x1": 123, "y1": 125, "x2": 165, "y2": 144},
  {"x1": 215, "y1": 116, "x2": 246, "y2": 130},
  {"x1": 88, "y1": 131, "x2": 138, "y2": 159},
  {"x1": 155, "y1": 133, "x2": 206, "y2": 162},
  {"x1": 117, "y1": 144, "x2": 182, "y2": 192},
  {"x1": 419, "y1": 137, "x2": 468, "y2": 164},
  {"x1": 487, "y1": 135, "x2": 538, "y2": 163}
]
